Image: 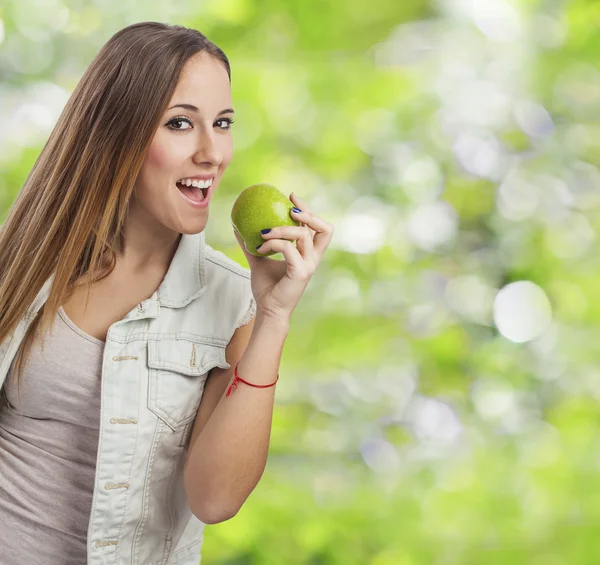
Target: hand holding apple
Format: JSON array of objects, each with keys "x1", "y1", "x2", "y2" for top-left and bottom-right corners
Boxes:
[
  {"x1": 231, "y1": 187, "x2": 334, "y2": 322},
  {"x1": 231, "y1": 183, "x2": 301, "y2": 257}
]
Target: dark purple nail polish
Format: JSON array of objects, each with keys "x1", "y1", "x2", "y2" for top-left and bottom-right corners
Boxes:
[
  {"x1": 261, "y1": 229, "x2": 271, "y2": 234},
  {"x1": 292, "y1": 207, "x2": 302, "y2": 213}
]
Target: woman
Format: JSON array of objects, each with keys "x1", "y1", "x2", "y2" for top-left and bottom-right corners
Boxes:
[{"x1": 0, "y1": 22, "x2": 333, "y2": 565}]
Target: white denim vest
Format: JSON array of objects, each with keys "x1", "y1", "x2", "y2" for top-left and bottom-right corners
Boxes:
[{"x1": 0, "y1": 231, "x2": 255, "y2": 565}]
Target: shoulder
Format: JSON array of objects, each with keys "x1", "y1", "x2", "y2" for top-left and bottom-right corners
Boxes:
[
  {"x1": 203, "y1": 243, "x2": 256, "y2": 330},
  {"x1": 204, "y1": 243, "x2": 251, "y2": 281}
]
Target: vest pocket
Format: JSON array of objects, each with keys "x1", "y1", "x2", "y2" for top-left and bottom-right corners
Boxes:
[{"x1": 147, "y1": 338, "x2": 230, "y2": 431}]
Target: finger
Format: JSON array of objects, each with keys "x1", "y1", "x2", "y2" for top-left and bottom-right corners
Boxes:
[
  {"x1": 262, "y1": 226, "x2": 316, "y2": 263},
  {"x1": 289, "y1": 193, "x2": 316, "y2": 237},
  {"x1": 289, "y1": 208, "x2": 334, "y2": 260},
  {"x1": 255, "y1": 239, "x2": 309, "y2": 279},
  {"x1": 290, "y1": 192, "x2": 311, "y2": 214}
]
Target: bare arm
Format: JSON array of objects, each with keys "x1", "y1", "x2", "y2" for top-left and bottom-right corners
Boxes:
[{"x1": 183, "y1": 313, "x2": 288, "y2": 524}]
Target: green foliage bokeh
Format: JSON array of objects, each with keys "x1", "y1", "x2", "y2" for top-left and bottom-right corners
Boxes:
[{"x1": 1, "y1": 0, "x2": 600, "y2": 563}]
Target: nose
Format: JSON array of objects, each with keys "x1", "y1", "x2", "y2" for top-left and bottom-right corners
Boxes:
[{"x1": 192, "y1": 129, "x2": 222, "y2": 167}]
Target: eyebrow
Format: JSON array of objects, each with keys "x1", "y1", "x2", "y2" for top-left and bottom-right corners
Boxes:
[{"x1": 168, "y1": 103, "x2": 235, "y2": 116}]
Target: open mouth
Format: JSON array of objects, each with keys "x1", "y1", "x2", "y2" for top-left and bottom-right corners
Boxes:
[{"x1": 175, "y1": 179, "x2": 212, "y2": 202}]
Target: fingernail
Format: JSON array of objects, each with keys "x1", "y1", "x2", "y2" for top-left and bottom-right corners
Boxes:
[
  {"x1": 256, "y1": 244, "x2": 263, "y2": 250},
  {"x1": 261, "y1": 228, "x2": 271, "y2": 234},
  {"x1": 292, "y1": 207, "x2": 302, "y2": 213}
]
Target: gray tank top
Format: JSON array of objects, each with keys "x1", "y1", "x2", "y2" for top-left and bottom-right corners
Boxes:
[{"x1": 0, "y1": 306, "x2": 104, "y2": 564}]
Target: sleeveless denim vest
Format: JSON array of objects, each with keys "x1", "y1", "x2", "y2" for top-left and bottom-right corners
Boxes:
[{"x1": 0, "y1": 231, "x2": 255, "y2": 565}]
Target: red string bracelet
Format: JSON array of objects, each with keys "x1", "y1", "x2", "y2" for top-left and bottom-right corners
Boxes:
[{"x1": 225, "y1": 362, "x2": 279, "y2": 397}]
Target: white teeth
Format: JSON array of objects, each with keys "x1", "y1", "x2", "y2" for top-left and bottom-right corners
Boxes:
[{"x1": 177, "y1": 178, "x2": 213, "y2": 189}]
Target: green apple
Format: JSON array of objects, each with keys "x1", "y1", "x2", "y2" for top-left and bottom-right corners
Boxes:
[{"x1": 231, "y1": 183, "x2": 301, "y2": 257}]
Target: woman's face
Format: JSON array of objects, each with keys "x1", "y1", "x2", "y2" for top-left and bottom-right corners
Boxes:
[{"x1": 133, "y1": 52, "x2": 234, "y2": 236}]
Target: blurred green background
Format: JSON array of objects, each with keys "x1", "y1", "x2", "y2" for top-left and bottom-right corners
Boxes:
[{"x1": 2, "y1": 0, "x2": 600, "y2": 563}]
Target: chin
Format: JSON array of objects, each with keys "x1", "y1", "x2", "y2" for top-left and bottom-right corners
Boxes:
[{"x1": 179, "y1": 221, "x2": 208, "y2": 236}]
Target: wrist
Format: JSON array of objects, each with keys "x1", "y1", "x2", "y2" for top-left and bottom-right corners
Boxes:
[{"x1": 255, "y1": 310, "x2": 291, "y2": 334}]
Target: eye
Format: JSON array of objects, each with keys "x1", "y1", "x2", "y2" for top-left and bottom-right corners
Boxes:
[
  {"x1": 215, "y1": 118, "x2": 235, "y2": 130},
  {"x1": 166, "y1": 116, "x2": 193, "y2": 131}
]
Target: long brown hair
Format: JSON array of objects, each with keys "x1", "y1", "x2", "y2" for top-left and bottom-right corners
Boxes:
[{"x1": 0, "y1": 22, "x2": 231, "y2": 397}]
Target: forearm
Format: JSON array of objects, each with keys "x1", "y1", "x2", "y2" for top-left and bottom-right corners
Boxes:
[{"x1": 184, "y1": 313, "x2": 288, "y2": 521}]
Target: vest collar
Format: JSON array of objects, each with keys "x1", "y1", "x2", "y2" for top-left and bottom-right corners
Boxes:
[
  {"x1": 157, "y1": 230, "x2": 207, "y2": 308},
  {"x1": 29, "y1": 231, "x2": 207, "y2": 317}
]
